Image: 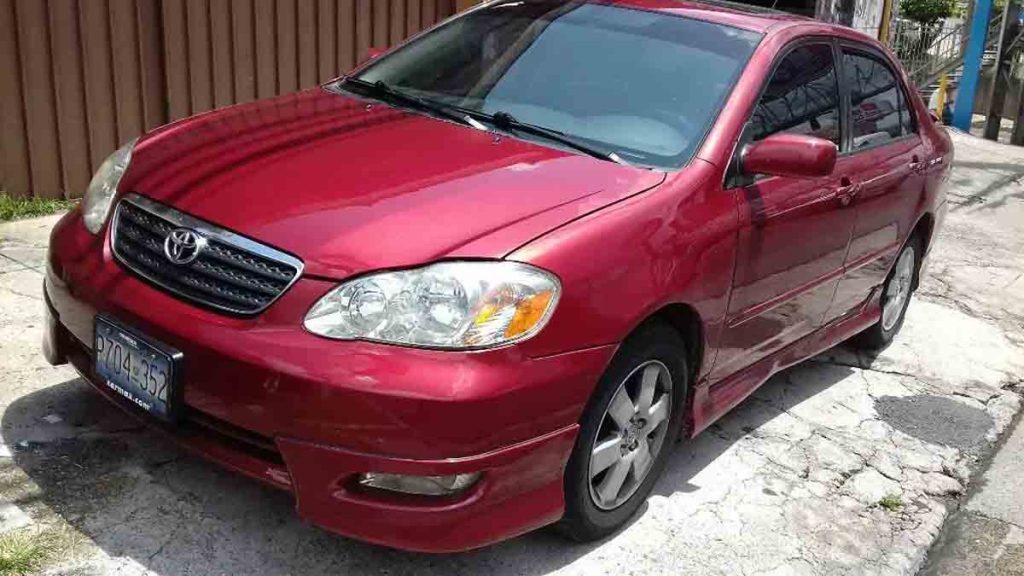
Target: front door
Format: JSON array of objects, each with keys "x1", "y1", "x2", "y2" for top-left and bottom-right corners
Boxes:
[{"x1": 712, "y1": 42, "x2": 856, "y2": 381}]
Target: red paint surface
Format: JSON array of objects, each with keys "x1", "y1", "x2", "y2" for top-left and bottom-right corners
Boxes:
[
  {"x1": 742, "y1": 133, "x2": 838, "y2": 178},
  {"x1": 45, "y1": 2, "x2": 953, "y2": 552}
]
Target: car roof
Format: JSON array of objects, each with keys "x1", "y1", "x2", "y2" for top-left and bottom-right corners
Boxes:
[
  {"x1": 599, "y1": 0, "x2": 806, "y2": 32},
  {"x1": 599, "y1": 0, "x2": 878, "y2": 38}
]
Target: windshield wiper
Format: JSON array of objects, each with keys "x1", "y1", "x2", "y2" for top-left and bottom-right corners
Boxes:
[
  {"x1": 339, "y1": 80, "x2": 626, "y2": 165},
  {"x1": 467, "y1": 110, "x2": 627, "y2": 165},
  {"x1": 340, "y1": 78, "x2": 487, "y2": 130}
]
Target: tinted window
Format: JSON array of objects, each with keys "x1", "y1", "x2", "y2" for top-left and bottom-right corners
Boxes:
[
  {"x1": 750, "y1": 44, "x2": 841, "y2": 146},
  {"x1": 349, "y1": 1, "x2": 761, "y2": 169},
  {"x1": 843, "y1": 51, "x2": 912, "y2": 150}
]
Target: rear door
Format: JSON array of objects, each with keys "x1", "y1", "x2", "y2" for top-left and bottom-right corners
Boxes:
[
  {"x1": 712, "y1": 41, "x2": 856, "y2": 381},
  {"x1": 826, "y1": 45, "x2": 928, "y2": 320}
]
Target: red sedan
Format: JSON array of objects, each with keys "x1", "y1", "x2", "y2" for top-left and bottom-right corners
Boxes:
[{"x1": 43, "y1": 0, "x2": 951, "y2": 552}]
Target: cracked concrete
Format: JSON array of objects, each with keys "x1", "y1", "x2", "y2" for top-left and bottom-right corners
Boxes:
[
  {"x1": 1, "y1": 129, "x2": 1023, "y2": 575},
  {"x1": 922, "y1": 413, "x2": 1024, "y2": 576}
]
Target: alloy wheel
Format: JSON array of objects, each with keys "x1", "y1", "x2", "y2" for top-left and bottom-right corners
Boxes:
[
  {"x1": 587, "y1": 360, "x2": 673, "y2": 510},
  {"x1": 881, "y1": 245, "x2": 916, "y2": 332}
]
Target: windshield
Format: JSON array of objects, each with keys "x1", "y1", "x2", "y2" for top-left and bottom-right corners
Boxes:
[{"x1": 347, "y1": 0, "x2": 761, "y2": 170}]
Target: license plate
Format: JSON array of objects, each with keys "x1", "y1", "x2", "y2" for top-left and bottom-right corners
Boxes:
[{"x1": 94, "y1": 316, "x2": 182, "y2": 422}]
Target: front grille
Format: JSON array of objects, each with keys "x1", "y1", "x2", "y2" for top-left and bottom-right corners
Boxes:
[{"x1": 111, "y1": 194, "x2": 303, "y2": 315}]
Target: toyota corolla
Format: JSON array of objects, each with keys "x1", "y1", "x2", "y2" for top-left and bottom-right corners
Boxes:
[{"x1": 43, "y1": 0, "x2": 951, "y2": 552}]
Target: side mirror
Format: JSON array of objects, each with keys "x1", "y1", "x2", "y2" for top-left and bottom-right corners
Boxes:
[{"x1": 741, "y1": 133, "x2": 837, "y2": 179}]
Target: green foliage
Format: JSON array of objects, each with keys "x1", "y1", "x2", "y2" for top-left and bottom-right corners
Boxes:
[
  {"x1": 899, "y1": 0, "x2": 957, "y2": 24},
  {"x1": 0, "y1": 194, "x2": 76, "y2": 222},
  {"x1": 878, "y1": 494, "x2": 904, "y2": 511}
]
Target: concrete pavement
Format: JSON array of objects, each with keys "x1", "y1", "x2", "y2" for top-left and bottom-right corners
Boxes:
[
  {"x1": 0, "y1": 129, "x2": 1022, "y2": 575},
  {"x1": 969, "y1": 421, "x2": 1024, "y2": 533},
  {"x1": 922, "y1": 413, "x2": 1024, "y2": 575}
]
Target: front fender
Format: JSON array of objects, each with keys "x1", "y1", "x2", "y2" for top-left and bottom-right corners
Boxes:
[{"x1": 508, "y1": 160, "x2": 738, "y2": 380}]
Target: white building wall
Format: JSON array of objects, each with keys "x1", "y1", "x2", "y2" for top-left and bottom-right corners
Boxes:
[
  {"x1": 852, "y1": 0, "x2": 886, "y2": 38},
  {"x1": 815, "y1": 0, "x2": 887, "y2": 39}
]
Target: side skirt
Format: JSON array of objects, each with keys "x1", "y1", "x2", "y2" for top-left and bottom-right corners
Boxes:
[{"x1": 688, "y1": 289, "x2": 882, "y2": 438}]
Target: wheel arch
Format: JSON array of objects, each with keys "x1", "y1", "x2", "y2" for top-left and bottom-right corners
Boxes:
[
  {"x1": 612, "y1": 302, "x2": 706, "y2": 440},
  {"x1": 647, "y1": 303, "x2": 705, "y2": 386},
  {"x1": 912, "y1": 211, "x2": 936, "y2": 253},
  {"x1": 909, "y1": 211, "x2": 935, "y2": 290}
]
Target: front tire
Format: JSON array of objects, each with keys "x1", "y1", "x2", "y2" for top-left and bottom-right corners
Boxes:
[
  {"x1": 852, "y1": 235, "x2": 922, "y2": 351},
  {"x1": 558, "y1": 322, "x2": 688, "y2": 542}
]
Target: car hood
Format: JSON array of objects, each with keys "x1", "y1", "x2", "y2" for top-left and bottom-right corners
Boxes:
[{"x1": 123, "y1": 88, "x2": 665, "y2": 278}]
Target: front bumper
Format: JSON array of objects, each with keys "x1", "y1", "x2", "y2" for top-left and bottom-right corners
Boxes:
[{"x1": 44, "y1": 211, "x2": 615, "y2": 551}]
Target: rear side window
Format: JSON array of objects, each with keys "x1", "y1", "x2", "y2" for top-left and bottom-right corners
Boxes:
[
  {"x1": 750, "y1": 44, "x2": 841, "y2": 146},
  {"x1": 843, "y1": 51, "x2": 914, "y2": 150}
]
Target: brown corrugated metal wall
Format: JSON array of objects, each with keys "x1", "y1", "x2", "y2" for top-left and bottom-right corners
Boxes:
[{"x1": 0, "y1": 0, "x2": 456, "y2": 199}]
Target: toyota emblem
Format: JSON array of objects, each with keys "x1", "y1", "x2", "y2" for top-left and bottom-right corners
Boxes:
[{"x1": 163, "y1": 228, "x2": 206, "y2": 265}]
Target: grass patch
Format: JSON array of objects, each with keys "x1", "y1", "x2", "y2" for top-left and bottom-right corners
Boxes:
[
  {"x1": 0, "y1": 525, "x2": 87, "y2": 576},
  {"x1": 0, "y1": 194, "x2": 76, "y2": 222},
  {"x1": 0, "y1": 528, "x2": 57, "y2": 576},
  {"x1": 878, "y1": 494, "x2": 903, "y2": 511}
]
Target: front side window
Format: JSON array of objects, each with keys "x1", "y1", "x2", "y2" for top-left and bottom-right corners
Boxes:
[
  {"x1": 345, "y1": 1, "x2": 762, "y2": 169},
  {"x1": 750, "y1": 43, "x2": 841, "y2": 146},
  {"x1": 843, "y1": 50, "x2": 913, "y2": 150}
]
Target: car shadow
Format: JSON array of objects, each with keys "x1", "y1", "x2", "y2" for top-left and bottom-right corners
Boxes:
[{"x1": 1, "y1": 353, "x2": 859, "y2": 575}]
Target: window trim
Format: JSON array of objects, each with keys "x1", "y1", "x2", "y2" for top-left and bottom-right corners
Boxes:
[
  {"x1": 836, "y1": 41, "x2": 920, "y2": 157},
  {"x1": 725, "y1": 36, "x2": 844, "y2": 189}
]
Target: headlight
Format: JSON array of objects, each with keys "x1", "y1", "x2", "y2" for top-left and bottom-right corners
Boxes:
[
  {"x1": 83, "y1": 139, "x2": 136, "y2": 234},
  {"x1": 304, "y1": 261, "x2": 560, "y2": 349}
]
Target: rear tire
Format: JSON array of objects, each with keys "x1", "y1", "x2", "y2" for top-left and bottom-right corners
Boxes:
[
  {"x1": 852, "y1": 235, "x2": 922, "y2": 351},
  {"x1": 558, "y1": 321, "x2": 688, "y2": 542}
]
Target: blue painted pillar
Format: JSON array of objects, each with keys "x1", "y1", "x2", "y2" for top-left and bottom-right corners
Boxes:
[{"x1": 953, "y1": 0, "x2": 994, "y2": 130}]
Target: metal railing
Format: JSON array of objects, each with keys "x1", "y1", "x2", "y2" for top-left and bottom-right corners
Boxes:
[{"x1": 889, "y1": 15, "x2": 1004, "y2": 88}]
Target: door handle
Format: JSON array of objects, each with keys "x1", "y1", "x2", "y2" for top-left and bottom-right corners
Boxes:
[
  {"x1": 836, "y1": 177, "x2": 860, "y2": 207},
  {"x1": 837, "y1": 183, "x2": 860, "y2": 197}
]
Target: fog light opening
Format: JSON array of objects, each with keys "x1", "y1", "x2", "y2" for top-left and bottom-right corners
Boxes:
[{"x1": 357, "y1": 472, "x2": 481, "y2": 497}]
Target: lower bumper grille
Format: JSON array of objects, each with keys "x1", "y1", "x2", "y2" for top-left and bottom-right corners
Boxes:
[{"x1": 111, "y1": 194, "x2": 303, "y2": 315}]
